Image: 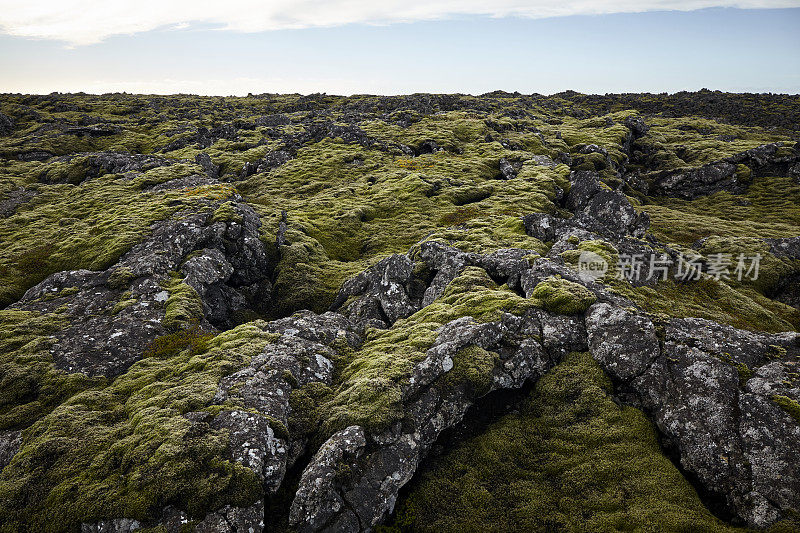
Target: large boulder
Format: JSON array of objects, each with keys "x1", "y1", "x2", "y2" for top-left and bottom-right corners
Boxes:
[{"x1": 586, "y1": 304, "x2": 800, "y2": 527}]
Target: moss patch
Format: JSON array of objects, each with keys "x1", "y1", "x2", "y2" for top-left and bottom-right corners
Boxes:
[
  {"x1": 0, "y1": 322, "x2": 278, "y2": 532},
  {"x1": 772, "y1": 395, "x2": 800, "y2": 425},
  {"x1": 531, "y1": 276, "x2": 597, "y2": 315}
]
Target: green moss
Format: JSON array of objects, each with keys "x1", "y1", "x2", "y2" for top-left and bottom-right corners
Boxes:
[
  {"x1": 211, "y1": 201, "x2": 243, "y2": 224},
  {"x1": 736, "y1": 363, "x2": 754, "y2": 386},
  {"x1": 0, "y1": 175, "x2": 189, "y2": 307},
  {"x1": 41, "y1": 286, "x2": 79, "y2": 302},
  {"x1": 644, "y1": 174, "x2": 800, "y2": 244},
  {"x1": 0, "y1": 321, "x2": 277, "y2": 532},
  {"x1": 0, "y1": 309, "x2": 105, "y2": 431},
  {"x1": 319, "y1": 266, "x2": 537, "y2": 435},
  {"x1": 162, "y1": 276, "x2": 204, "y2": 330},
  {"x1": 772, "y1": 395, "x2": 800, "y2": 425},
  {"x1": 439, "y1": 345, "x2": 498, "y2": 397},
  {"x1": 561, "y1": 239, "x2": 620, "y2": 280},
  {"x1": 612, "y1": 276, "x2": 797, "y2": 333},
  {"x1": 143, "y1": 326, "x2": 215, "y2": 359},
  {"x1": 735, "y1": 164, "x2": 753, "y2": 183},
  {"x1": 389, "y1": 352, "x2": 739, "y2": 532},
  {"x1": 111, "y1": 291, "x2": 137, "y2": 315},
  {"x1": 288, "y1": 382, "x2": 334, "y2": 438},
  {"x1": 239, "y1": 117, "x2": 561, "y2": 314},
  {"x1": 531, "y1": 276, "x2": 597, "y2": 315},
  {"x1": 603, "y1": 234, "x2": 800, "y2": 333},
  {"x1": 107, "y1": 267, "x2": 136, "y2": 289}
]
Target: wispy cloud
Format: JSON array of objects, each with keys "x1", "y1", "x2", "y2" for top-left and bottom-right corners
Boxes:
[{"x1": 0, "y1": 0, "x2": 796, "y2": 46}]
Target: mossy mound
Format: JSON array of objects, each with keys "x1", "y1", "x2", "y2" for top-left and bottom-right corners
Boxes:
[
  {"x1": 531, "y1": 276, "x2": 597, "y2": 315},
  {"x1": 0, "y1": 322, "x2": 278, "y2": 532}
]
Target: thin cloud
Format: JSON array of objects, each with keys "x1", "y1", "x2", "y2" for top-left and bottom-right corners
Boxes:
[{"x1": 0, "y1": 0, "x2": 796, "y2": 46}]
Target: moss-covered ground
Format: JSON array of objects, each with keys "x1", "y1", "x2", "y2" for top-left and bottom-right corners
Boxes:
[{"x1": 0, "y1": 91, "x2": 798, "y2": 530}]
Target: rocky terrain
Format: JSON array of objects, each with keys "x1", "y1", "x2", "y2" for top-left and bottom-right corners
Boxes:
[{"x1": 0, "y1": 90, "x2": 798, "y2": 532}]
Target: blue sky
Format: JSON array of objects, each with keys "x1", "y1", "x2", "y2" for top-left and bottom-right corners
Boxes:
[{"x1": 1, "y1": 4, "x2": 798, "y2": 95}]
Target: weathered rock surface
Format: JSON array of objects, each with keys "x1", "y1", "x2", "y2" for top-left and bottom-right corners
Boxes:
[
  {"x1": 41, "y1": 151, "x2": 177, "y2": 184},
  {"x1": 649, "y1": 143, "x2": 800, "y2": 199},
  {"x1": 586, "y1": 304, "x2": 800, "y2": 527},
  {"x1": 195, "y1": 152, "x2": 219, "y2": 179},
  {"x1": 10, "y1": 188, "x2": 271, "y2": 377},
  {"x1": 289, "y1": 310, "x2": 556, "y2": 532},
  {"x1": 239, "y1": 149, "x2": 293, "y2": 177},
  {"x1": 524, "y1": 170, "x2": 649, "y2": 242},
  {"x1": 0, "y1": 187, "x2": 37, "y2": 217},
  {"x1": 0, "y1": 430, "x2": 22, "y2": 471},
  {"x1": 212, "y1": 311, "x2": 361, "y2": 493},
  {"x1": 0, "y1": 112, "x2": 14, "y2": 136}
]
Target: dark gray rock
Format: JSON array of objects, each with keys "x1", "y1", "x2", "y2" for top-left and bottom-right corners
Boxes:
[
  {"x1": 0, "y1": 188, "x2": 37, "y2": 218},
  {"x1": 651, "y1": 161, "x2": 739, "y2": 199},
  {"x1": 81, "y1": 518, "x2": 141, "y2": 533},
  {"x1": 240, "y1": 150, "x2": 293, "y2": 178},
  {"x1": 17, "y1": 150, "x2": 53, "y2": 162},
  {"x1": 765, "y1": 236, "x2": 800, "y2": 259},
  {"x1": 585, "y1": 307, "x2": 800, "y2": 527},
  {"x1": 529, "y1": 154, "x2": 558, "y2": 168},
  {"x1": 289, "y1": 311, "x2": 553, "y2": 532},
  {"x1": 212, "y1": 311, "x2": 361, "y2": 494},
  {"x1": 195, "y1": 152, "x2": 219, "y2": 179},
  {"x1": 43, "y1": 151, "x2": 176, "y2": 184},
  {"x1": 331, "y1": 254, "x2": 427, "y2": 330},
  {"x1": 11, "y1": 193, "x2": 272, "y2": 377},
  {"x1": 0, "y1": 112, "x2": 13, "y2": 136},
  {"x1": 193, "y1": 501, "x2": 265, "y2": 533},
  {"x1": 790, "y1": 162, "x2": 800, "y2": 183},
  {"x1": 0, "y1": 430, "x2": 22, "y2": 472},
  {"x1": 624, "y1": 114, "x2": 649, "y2": 139},
  {"x1": 417, "y1": 139, "x2": 441, "y2": 154},
  {"x1": 290, "y1": 426, "x2": 367, "y2": 532},
  {"x1": 498, "y1": 157, "x2": 518, "y2": 179},
  {"x1": 586, "y1": 303, "x2": 659, "y2": 382},
  {"x1": 648, "y1": 143, "x2": 800, "y2": 199},
  {"x1": 562, "y1": 171, "x2": 650, "y2": 239},
  {"x1": 65, "y1": 125, "x2": 121, "y2": 137}
]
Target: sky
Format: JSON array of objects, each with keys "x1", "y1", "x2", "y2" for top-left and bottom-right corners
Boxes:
[{"x1": 0, "y1": 1, "x2": 798, "y2": 95}]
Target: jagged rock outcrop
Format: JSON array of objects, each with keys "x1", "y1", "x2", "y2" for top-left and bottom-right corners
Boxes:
[
  {"x1": 211, "y1": 311, "x2": 361, "y2": 495},
  {"x1": 586, "y1": 304, "x2": 800, "y2": 527},
  {"x1": 289, "y1": 310, "x2": 556, "y2": 532},
  {"x1": 195, "y1": 152, "x2": 219, "y2": 179},
  {"x1": 9, "y1": 185, "x2": 271, "y2": 377},
  {"x1": 40, "y1": 151, "x2": 177, "y2": 184},
  {"x1": 240, "y1": 149, "x2": 293, "y2": 177},
  {"x1": 648, "y1": 143, "x2": 800, "y2": 199},
  {"x1": 523, "y1": 170, "x2": 649, "y2": 243}
]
